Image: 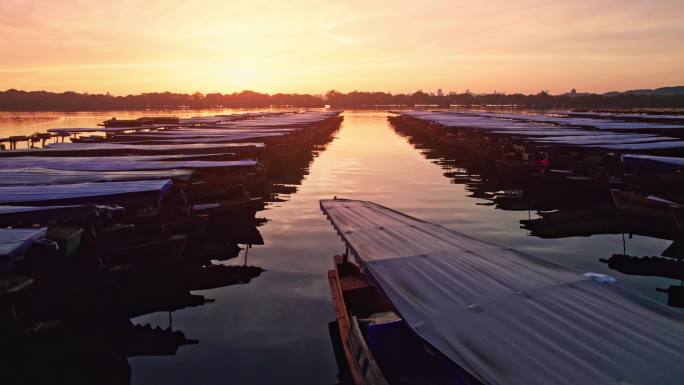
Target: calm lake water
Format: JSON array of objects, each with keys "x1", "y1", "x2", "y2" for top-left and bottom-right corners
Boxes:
[{"x1": 1, "y1": 110, "x2": 675, "y2": 384}]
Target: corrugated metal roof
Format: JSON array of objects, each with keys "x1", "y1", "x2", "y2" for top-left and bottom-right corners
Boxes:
[
  {"x1": 320, "y1": 199, "x2": 684, "y2": 385},
  {"x1": 0, "y1": 167, "x2": 193, "y2": 186},
  {"x1": 0, "y1": 227, "x2": 47, "y2": 259},
  {"x1": 0, "y1": 156, "x2": 256, "y2": 172},
  {"x1": 0, "y1": 179, "x2": 172, "y2": 205}
]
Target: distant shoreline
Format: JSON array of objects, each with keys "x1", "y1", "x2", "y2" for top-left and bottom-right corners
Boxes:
[{"x1": 1, "y1": 88, "x2": 684, "y2": 111}]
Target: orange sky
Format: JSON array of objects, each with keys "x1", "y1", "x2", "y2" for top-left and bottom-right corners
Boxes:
[{"x1": 1, "y1": 0, "x2": 683, "y2": 95}]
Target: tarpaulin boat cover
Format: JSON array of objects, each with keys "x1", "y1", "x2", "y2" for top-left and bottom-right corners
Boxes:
[
  {"x1": 580, "y1": 140, "x2": 684, "y2": 150},
  {"x1": 0, "y1": 227, "x2": 47, "y2": 258},
  {"x1": 0, "y1": 179, "x2": 172, "y2": 205},
  {"x1": 0, "y1": 168, "x2": 193, "y2": 186},
  {"x1": 452, "y1": 111, "x2": 684, "y2": 130},
  {"x1": 320, "y1": 199, "x2": 684, "y2": 385},
  {"x1": 560, "y1": 111, "x2": 684, "y2": 121},
  {"x1": 0, "y1": 205, "x2": 96, "y2": 227},
  {"x1": 106, "y1": 133, "x2": 283, "y2": 144},
  {"x1": 47, "y1": 126, "x2": 164, "y2": 133},
  {"x1": 403, "y1": 111, "x2": 684, "y2": 131},
  {"x1": 535, "y1": 135, "x2": 674, "y2": 145},
  {"x1": 0, "y1": 142, "x2": 265, "y2": 156},
  {"x1": 622, "y1": 154, "x2": 684, "y2": 168},
  {"x1": 45, "y1": 142, "x2": 266, "y2": 150},
  {"x1": 0, "y1": 157, "x2": 257, "y2": 171}
]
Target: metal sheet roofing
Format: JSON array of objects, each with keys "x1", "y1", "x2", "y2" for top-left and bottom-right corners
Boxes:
[
  {"x1": 0, "y1": 179, "x2": 172, "y2": 205},
  {"x1": 0, "y1": 156, "x2": 256, "y2": 172},
  {"x1": 0, "y1": 227, "x2": 47, "y2": 259},
  {"x1": 0, "y1": 167, "x2": 193, "y2": 186},
  {"x1": 320, "y1": 199, "x2": 684, "y2": 385}
]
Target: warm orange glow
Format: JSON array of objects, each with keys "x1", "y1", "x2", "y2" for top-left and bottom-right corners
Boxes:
[{"x1": 1, "y1": 0, "x2": 683, "y2": 94}]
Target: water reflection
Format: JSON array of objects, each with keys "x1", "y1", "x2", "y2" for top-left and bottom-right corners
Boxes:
[
  {"x1": 0, "y1": 110, "x2": 341, "y2": 385},
  {"x1": 3, "y1": 111, "x2": 681, "y2": 385},
  {"x1": 1, "y1": 207, "x2": 266, "y2": 385}
]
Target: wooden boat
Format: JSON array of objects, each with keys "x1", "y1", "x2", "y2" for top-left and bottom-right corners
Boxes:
[
  {"x1": 191, "y1": 197, "x2": 264, "y2": 215},
  {"x1": 321, "y1": 199, "x2": 684, "y2": 385},
  {"x1": 102, "y1": 234, "x2": 188, "y2": 268},
  {"x1": 329, "y1": 253, "x2": 477, "y2": 385}
]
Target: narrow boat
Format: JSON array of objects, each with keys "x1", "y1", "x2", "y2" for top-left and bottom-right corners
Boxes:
[{"x1": 321, "y1": 198, "x2": 684, "y2": 385}]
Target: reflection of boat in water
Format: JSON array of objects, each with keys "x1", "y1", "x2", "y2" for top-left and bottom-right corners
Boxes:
[
  {"x1": 657, "y1": 285, "x2": 684, "y2": 307},
  {"x1": 520, "y1": 208, "x2": 679, "y2": 239},
  {"x1": 0, "y1": 112, "x2": 343, "y2": 384},
  {"x1": 600, "y1": 254, "x2": 684, "y2": 280},
  {"x1": 2, "y1": 320, "x2": 196, "y2": 385},
  {"x1": 610, "y1": 189, "x2": 684, "y2": 218},
  {"x1": 321, "y1": 199, "x2": 684, "y2": 385},
  {"x1": 600, "y1": 253, "x2": 684, "y2": 308}
]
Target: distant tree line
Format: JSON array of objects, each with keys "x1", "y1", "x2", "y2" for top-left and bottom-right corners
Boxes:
[
  {"x1": 323, "y1": 90, "x2": 684, "y2": 109},
  {"x1": 1, "y1": 88, "x2": 683, "y2": 111},
  {"x1": 0, "y1": 90, "x2": 324, "y2": 111}
]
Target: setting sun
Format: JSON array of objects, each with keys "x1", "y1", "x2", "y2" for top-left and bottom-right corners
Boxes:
[{"x1": 2, "y1": 0, "x2": 683, "y2": 94}]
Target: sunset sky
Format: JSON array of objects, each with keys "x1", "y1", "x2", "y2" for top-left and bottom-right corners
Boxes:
[{"x1": 1, "y1": 0, "x2": 683, "y2": 95}]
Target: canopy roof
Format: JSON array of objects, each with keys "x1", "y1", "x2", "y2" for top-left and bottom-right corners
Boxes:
[
  {"x1": 0, "y1": 156, "x2": 256, "y2": 172},
  {"x1": 0, "y1": 167, "x2": 193, "y2": 186},
  {"x1": 0, "y1": 142, "x2": 265, "y2": 157},
  {"x1": 622, "y1": 154, "x2": 684, "y2": 168},
  {"x1": 320, "y1": 199, "x2": 684, "y2": 385},
  {"x1": 0, "y1": 205, "x2": 98, "y2": 227},
  {"x1": 0, "y1": 227, "x2": 47, "y2": 259},
  {"x1": 0, "y1": 179, "x2": 172, "y2": 205}
]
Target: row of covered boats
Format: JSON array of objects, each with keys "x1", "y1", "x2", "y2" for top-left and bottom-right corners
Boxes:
[
  {"x1": 389, "y1": 109, "x2": 684, "y2": 307},
  {"x1": 0, "y1": 110, "x2": 342, "y2": 384},
  {"x1": 322, "y1": 110, "x2": 684, "y2": 385}
]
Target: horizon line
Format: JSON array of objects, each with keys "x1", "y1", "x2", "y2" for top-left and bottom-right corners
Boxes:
[{"x1": 4, "y1": 85, "x2": 683, "y2": 98}]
